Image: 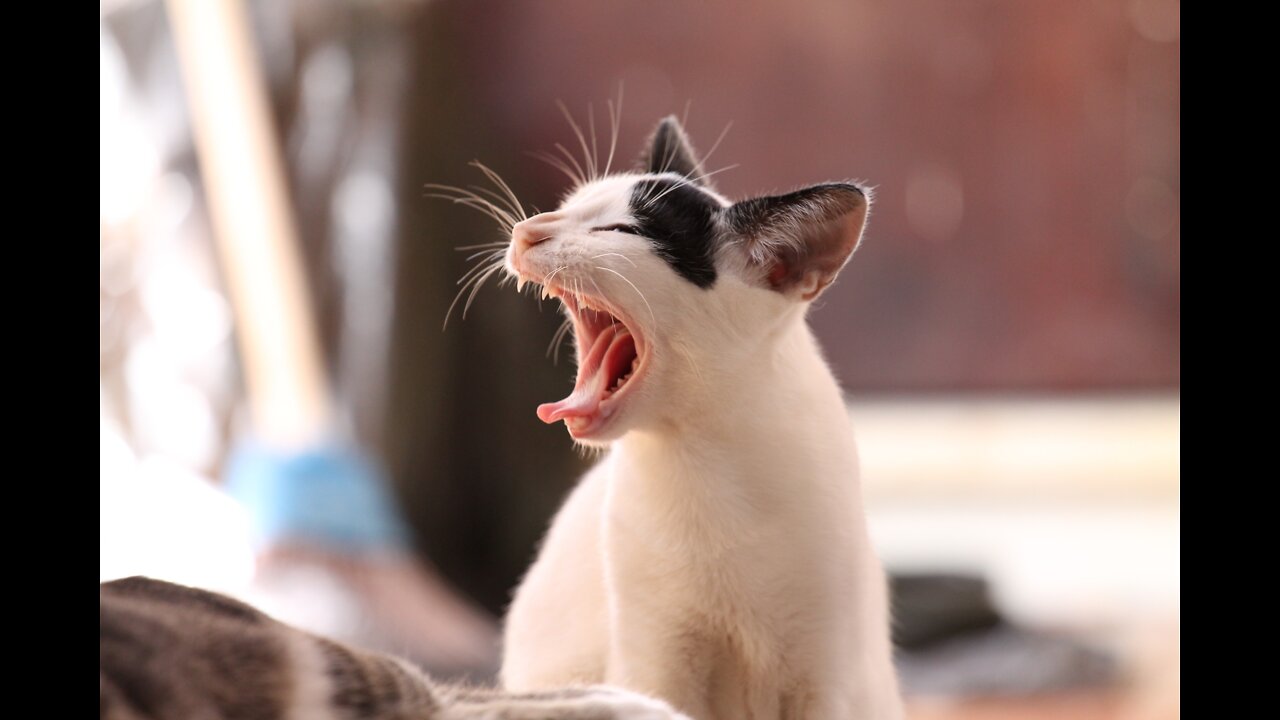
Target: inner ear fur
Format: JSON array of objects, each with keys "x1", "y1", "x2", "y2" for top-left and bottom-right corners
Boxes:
[{"x1": 724, "y1": 183, "x2": 869, "y2": 301}]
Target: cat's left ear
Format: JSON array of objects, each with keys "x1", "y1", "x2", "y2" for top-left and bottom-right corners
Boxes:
[
  {"x1": 640, "y1": 115, "x2": 705, "y2": 181},
  {"x1": 723, "y1": 183, "x2": 869, "y2": 301}
]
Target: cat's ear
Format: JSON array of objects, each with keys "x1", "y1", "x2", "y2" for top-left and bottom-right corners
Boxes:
[
  {"x1": 641, "y1": 115, "x2": 705, "y2": 180},
  {"x1": 724, "y1": 183, "x2": 869, "y2": 301}
]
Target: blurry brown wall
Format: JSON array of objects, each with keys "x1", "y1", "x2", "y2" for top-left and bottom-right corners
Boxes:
[{"x1": 436, "y1": 0, "x2": 1179, "y2": 392}]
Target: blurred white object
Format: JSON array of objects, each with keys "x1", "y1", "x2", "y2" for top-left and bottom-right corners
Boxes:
[
  {"x1": 100, "y1": 409, "x2": 254, "y2": 594},
  {"x1": 854, "y1": 394, "x2": 1179, "y2": 631}
]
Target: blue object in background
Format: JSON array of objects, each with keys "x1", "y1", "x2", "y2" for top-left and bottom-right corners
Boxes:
[{"x1": 225, "y1": 439, "x2": 411, "y2": 553}]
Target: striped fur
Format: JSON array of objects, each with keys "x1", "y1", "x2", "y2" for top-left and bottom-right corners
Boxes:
[{"x1": 101, "y1": 576, "x2": 687, "y2": 720}]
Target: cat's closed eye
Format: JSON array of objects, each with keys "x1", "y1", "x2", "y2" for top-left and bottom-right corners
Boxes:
[{"x1": 591, "y1": 224, "x2": 641, "y2": 235}]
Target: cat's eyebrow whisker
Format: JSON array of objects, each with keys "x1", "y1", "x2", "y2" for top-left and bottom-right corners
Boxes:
[
  {"x1": 587, "y1": 102, "x2": 600, "y2": 182},
  {"x1": 529, "y1": 150, "x2": 585, "y2": 188},
  {"x1": 603, "y1": 91, "x2": 622, "y2": 178},
  {"x1": 643, "y1": 164, "x2": 740, "y2": 209},
  {"x1": 590, "y1": 252, "x2": 637, "y2": 268},
  {"x1": 557, "y1": 100, "x2": 597, "y2": 181},
  {"x1": 596, "y1": 266, "x2": 656, "y2": 326},
  {"x1": 554, "y1": 142, "x2": 590, "y2": 188},
  {"x1": 698, "y1": 120, "x2": 734, "y2": 171}
]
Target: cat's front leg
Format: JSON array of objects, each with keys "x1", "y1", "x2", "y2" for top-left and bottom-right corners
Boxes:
[{"x1": 604, "y1": 619, "x2": 716, "y2": 720}]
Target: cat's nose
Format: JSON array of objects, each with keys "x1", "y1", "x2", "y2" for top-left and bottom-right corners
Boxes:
[{"x1": 512, "y1": 214, "x2": 558, "y2": 250}]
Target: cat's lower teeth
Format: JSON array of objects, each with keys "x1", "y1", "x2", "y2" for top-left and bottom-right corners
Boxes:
[{"x1": 610, "y1": 372, "x2": 633, "y2": 392}]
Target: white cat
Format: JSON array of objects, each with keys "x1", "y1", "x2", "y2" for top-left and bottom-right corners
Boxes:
[{"x1": 496, "y1": 116, "x2": 904, "y2": 720}]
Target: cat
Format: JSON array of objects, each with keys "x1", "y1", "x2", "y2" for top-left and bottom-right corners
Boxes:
[
  {"x1": 489, "y1": 116, "x2": 905, "y2": 719},
  {"x1": 101, "y1": 576, "x2": 689, "y2": 720}
]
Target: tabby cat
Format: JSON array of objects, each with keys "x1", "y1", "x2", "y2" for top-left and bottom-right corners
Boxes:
[{"x1": 100, "y1": 576, "x2": 687, "y2": 719}]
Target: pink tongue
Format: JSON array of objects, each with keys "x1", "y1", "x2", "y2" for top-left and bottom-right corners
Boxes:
[{"x1": 537, "y1": 327, "x2": 634, "y2": 424}]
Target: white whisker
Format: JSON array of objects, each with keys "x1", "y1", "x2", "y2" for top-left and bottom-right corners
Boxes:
[
  {"x1": 557, "y1": 100, "x2": 597, "y2": 181},
  {"x1": 698, "y1": 120, "x2": 734, "y2": 171},
  {"x1": 590, "y1": 253, "x2": 637, "y2": 268},
  {"x1": 587, "y1": 102, "x2": 600, "y2": 182},
  {"x1": 554, "y1": 143, "x2": 589, "y2": 187},
  {"x1": 463, "y1": 262, "x2": 506, "y2": 318},
  {"x1": 596, "y1": 266, "x2": 656, "y2": 326},
  {"x1": 604, "y1": 91, "x2": 622, "y2": 178},
  {"x1": 548, "y1": 316, "x2": 574, "y2": 363},
  {"x1": 455, "y1": 241, "x2": 509, "y2": 251},
  {"x1": 469, "y1": 161, "x2": 529, "y2": 222},
  {"x1": 444, "y1": 259, "x2": 501, "y2": 329},
  {"x1": 643, "y1": 164, "x2": 740, "y2": 209},
  {"x1": 528, "y1": 150, "x2": 585, "y2": 187},
  {"x1": 425, "y1": 190, "x2": 517, "y2": 231}
]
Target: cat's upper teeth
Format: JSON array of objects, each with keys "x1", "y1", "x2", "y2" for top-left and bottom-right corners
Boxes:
[{"x1": 516, "y1": 278, "x2": 526, "y2": 293}]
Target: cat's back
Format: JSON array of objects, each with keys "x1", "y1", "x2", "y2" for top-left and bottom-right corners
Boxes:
[{"x1": 100, "y1": 576, "x2": 436, "y2": 720}]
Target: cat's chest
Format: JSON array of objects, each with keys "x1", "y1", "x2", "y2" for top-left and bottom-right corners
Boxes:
[{"x1": 601, "y1": 447, "x2": 838, "y2": 567}]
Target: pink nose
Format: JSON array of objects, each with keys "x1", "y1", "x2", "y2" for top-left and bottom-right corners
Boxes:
[{"x1": 512, "y1": 215, "x2": 557, "y2": 250}]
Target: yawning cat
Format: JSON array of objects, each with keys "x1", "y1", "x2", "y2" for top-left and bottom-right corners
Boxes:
[{"x1": 495, "y1": 116, "x2": 904, "y2": 719}]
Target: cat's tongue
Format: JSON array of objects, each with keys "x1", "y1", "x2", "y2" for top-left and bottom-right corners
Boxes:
[{"x1": 537, "y1": 326, "x2": 635, "y2": 425}]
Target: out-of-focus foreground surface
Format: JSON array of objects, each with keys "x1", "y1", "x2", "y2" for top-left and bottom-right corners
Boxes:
[{"x1": 101, "y1": 0, "x2": 1178, "y2": 717}]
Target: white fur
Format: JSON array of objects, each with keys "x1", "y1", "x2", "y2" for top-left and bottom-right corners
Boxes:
[{"x1": 501, "y1": 171, "x2": 904, "y2": 720}]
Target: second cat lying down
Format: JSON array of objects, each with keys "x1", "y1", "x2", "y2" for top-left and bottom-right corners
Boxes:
[{"x1": 101, "y1": 576, "x2": 688, "y2": 720}]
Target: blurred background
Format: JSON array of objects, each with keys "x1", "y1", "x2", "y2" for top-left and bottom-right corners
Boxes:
[{"x1": 100, "y1": 0, "x2": 1178, "y2": 718}]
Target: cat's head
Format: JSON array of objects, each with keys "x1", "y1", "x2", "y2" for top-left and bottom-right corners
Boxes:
[{"x1": 506, "y1": 116, "x2": 869, "y2": 445}]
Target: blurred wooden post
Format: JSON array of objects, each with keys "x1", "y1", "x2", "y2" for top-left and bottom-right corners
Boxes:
[{"x1": 165, "y1": 0, "x2": 330, "y2": 449}]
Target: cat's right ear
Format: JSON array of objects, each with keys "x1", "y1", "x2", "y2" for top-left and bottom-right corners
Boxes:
[
  {"x1": 640, "y1": 116, "x2": 705, "y2": 180},
  {"x1": 723, "y1": 183, "x2": 869, "y2": 301}
]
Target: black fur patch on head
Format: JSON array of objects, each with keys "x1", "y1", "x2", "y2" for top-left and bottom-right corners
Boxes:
[{"x1": 630, "y1": 178, "x2": 720, "y2": 288}]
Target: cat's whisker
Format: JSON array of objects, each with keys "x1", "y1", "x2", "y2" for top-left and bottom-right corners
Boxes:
[
  {"x1": 456, "y1": 252, "x2": 505, "y2": 286},
  {"x1": 529, "y1": 150, "x2": 585, "y2": 187},
  {"x1": 425, "y1": 187, "x2": 518, "y2": 232},
  {"x1": 557, "y1": 100, "x2": 597, "y2": 181},
  {"x1": 543, "y1": 264, "x2": 570, "y2": 288},
  {"x1": 603, "y1": 90, "x2": 623, "y2": 178},
  {"x1": 468, "y1": 184, "x2": 527, "y2": 226},
  {"x1": 596, "y1": 266, "x2": 656, "y2": 327},
  {"x1": 469, "y1": 160, "x2": 530, "y2": 223},
  {"x1": 425, "y1": 182, "x2": 516, "y2": 219},
  {"x1": 554, "y1": 143, "x2": 590, "y2": 188},
  {"x1": 588, "y1": 102, "x2": 600, "y2": 183},
  {"x1": 425, "y1": 193, "x2": 514, "y2": 231},
  {"x1": 444, "y1": 259, "x2": 503, "y2": 329},
  {"x1": 643, "y1": 164, "x2": 740, "y2": 209},
  {"x1": 464, "y1": 247, "x2": 507, "y2": 262},
  {"x1": 698, "y1": 120, "x2": 734, "y2": 171},
  {"x1": 590, "y1": 252, "x2": 637, "y2": 268},
  {"x1": 455, "y1": 241, "x2": 509, "y2": 251},
  {"x1": 462, "y1": 262, "x2": 507, "y2": 319},
  {"x1": 548, "y1": 316, "x2": 573, "y2": 363}
]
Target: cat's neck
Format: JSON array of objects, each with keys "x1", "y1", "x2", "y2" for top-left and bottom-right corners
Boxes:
[{"x1": 611, "y1": 315, "x2": 859, "y2": 508}]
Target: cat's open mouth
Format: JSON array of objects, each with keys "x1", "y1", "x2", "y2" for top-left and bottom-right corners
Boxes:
[{"x1": 535, "y1": 287, "x2": 647, "y2": 437}]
